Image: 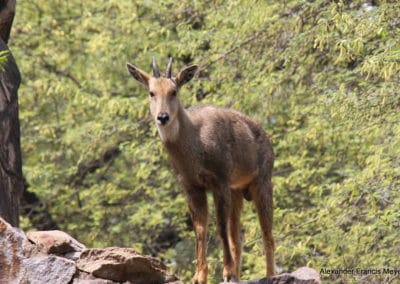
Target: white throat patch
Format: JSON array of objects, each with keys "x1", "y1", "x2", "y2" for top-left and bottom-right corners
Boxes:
[{"x1": 156, "y1": 118, "x2": 179, "y2": 143}]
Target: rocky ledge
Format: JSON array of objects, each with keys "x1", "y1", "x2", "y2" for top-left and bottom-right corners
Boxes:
[
  {"x1": 0, "y1": 217, "x2": 178, "y2": 284},
  {"x1": 0, "y1": 217, "x2": 320, "y2": 284}
]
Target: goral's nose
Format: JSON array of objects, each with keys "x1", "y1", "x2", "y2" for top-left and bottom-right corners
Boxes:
[{"x1": 157, "y1": 112, "x2": 170, "y2": 125}]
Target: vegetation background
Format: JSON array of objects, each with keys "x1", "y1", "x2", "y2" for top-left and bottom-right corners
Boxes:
[{"x1": 12, "y1": 0, "x2": 399, "y2": 283}]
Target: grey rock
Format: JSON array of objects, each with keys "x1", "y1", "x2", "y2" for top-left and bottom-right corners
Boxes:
[
  {"x1": 259, "y1": 267, "x2": 320, "y2": 284},
  {"x1": 65, "y1": 251, "x2": 83, "y2": 261},
  {"x1": 73, "y1": 270, "x2": 118, "y2": 284},
  {"x1": 219, "y1": 267, "x2": 320, "y2": 284},
  {"x1": 291, "y1": 267, "x2": 320, "y2": 282},
  {"x1": 23, "y1": 255, "x2": 76, "y2": 284},
  {"x1": 0, "y1": 217, "x2": 33, "y2": 283}
]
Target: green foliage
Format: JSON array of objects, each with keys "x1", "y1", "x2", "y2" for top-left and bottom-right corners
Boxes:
[
  {"x1": 13, "y1": 0, "x2": 399, "y2": 283},
  {"x1": 0, "y1": 50, "x2": 9, "y2": 70}
]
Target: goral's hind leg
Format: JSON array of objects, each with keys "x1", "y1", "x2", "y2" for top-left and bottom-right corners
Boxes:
[
  {"x1": 251, "y1": 179, "x2": 275, "y2": 276},
  {"x1": 212, "y1": 187, "x2": 236, "y2": 282},
  {"x1": 227, "y1": 190, "x2": 243, "y2": 282}
]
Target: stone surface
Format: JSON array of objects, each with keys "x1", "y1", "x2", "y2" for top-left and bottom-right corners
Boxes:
[
  {"x1": 1, "y1": 218, "x2": 181, "y2": 284},
  {"x1": 260, "y1": 267, "x2": 320, "y2": 284},
  {"x1": 73, "y1": 270, "x2": 118, "y2": 284},
  {"x1": 219, "y1": 267, "x2": 320, "y2": 284},
  {"x1": 291, "y1": 267, "x2": 320, "y2": 282},
  {"x1": 77, "y1": 247, "x2": 178, "y2": 284},
  {"x1": 23, "y1": 255, "x2": 76, "y2": 284},
  {"x1": 1, "y1": 218, "x2": 319, "y2": 284},
  {"x1": 65, "y1": 251, "x2": 83, "y2": 261},
  {"x1": 27, "y1": 230, "x2": 86, "y2": 254},
  {"x1": 0, "y1": 217, "x2": 31, "y2": 283}
]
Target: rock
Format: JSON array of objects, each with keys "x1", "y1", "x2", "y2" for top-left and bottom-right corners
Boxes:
[
  {"x1": 0, "y1": 218, "x2": 179, "y2": 284},
  {"x1": 23, "y1": 255, "x2": 76, "y2": 284},
  {"x1": 219, "y1": 267, "x2": 320, "y2": 284},
  {"x1": 65, "y1": 251, "x2": 83, "y2": 261},
  {"x1": 1, "y1": 218, "x2": 318, "y2": 284},
  {"x1": 77, "y1": 247, "x2": 178, "y2": 284},
  {"x1": 0, "y1": 218, "x2": 76, "y2": 284},
  {"x1": 291, "y1": 267, "x2": 320, "y2": 283},
  {"x1": 27, "y1": 230, "x2": 86, "y2": 254},
  {"x1": 0, "y1": 217, "x2": 33, "y2": 283},
  {"x1": 73, "y1": 270, "x2": 118, "y2": 284},
  {"x1": 259, "y1": 267, "x2": 320, "y2": 284}
]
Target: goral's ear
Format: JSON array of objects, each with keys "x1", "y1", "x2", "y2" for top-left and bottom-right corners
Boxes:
[
  {"x1": 126, "y1": 63, "x2": 150, "y2": 88},
  {"x1": 175, "y1": 65, "x2": 199, "y2": 87}
]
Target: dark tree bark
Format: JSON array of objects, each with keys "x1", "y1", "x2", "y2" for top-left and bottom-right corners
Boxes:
[
  {"x1": 0, "y1": 0, "x2": 15, "y2": 44},
  {"x1": 0, "y1": 0, "x2": 23, "y2": 227}
]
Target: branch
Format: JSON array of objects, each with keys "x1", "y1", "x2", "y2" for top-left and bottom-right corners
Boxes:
[
  {"x1": 39, "y1": 57, "x2": 82, "y2": 88},
  {"x1": 68, "y1": 119, "x2": 149, "y2": 189},
  {"x1": 200, "y1": 29, "x2": 268, "y2": 72},
  {"x1": 69, "y1": 146, "x2": 121, "y2": 187},
  {"x1": 18, "y1": 44, "x2": 83, "y2": 89},
  {"x1": 66, "y1": 146, "x2": 121, "y2": 208}
]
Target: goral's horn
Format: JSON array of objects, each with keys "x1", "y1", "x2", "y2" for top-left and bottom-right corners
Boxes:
[
  {"x1": 166, "y1": 57, "x2": 173, "y2": 78},
  {"x1": 152, "y1": 56, "x2": 160, "y2": 78}
]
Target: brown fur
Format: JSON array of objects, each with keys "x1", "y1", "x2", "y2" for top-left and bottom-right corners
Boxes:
[{"x1": 127, "y1": 59, "x2": 275, "y2": 283}]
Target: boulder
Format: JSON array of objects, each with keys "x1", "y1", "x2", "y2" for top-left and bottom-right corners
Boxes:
[
  {"x1": 27, "y1": 230, "x2": 86, "y2": 254},
  {"x1": 77, "y1": 247, "x2": 178, "y2": 284},
  {"x1": 219, "y1": 267, "x2": 320, "y2": 284},
  {"x1": 0, "y1": 217, "x2": 77, "y2": 284},
  {"x1": 23, "y1": 255, "x2": 76, "y2": 284},
  {"x1": 73, "y1": 270, "x2": 118, "y2": 284},
  {"x1": 263, "y1": 267, "x2": 320, "y2": 284},
  {"x1": 0, "y1": 217, "x2": 180, "y2": 284},
  {"x1": 291, "y1": 267, "x2": 320, "y2": 283},
  {"x1": 1, "y1": 217, "x2": 320, "y2": 284},
  {"x1": 0, "y1": 217, "x2": 33, "y2": 283}
]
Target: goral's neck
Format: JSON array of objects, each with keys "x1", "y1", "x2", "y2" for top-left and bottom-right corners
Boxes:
[{"x1": 157, "y1": 104, "x2": 190, "y2": 144}]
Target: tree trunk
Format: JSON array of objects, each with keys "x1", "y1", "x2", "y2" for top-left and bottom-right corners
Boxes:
[{"x1": 0, "y1": 0, "x2": 22, "y2": 227}]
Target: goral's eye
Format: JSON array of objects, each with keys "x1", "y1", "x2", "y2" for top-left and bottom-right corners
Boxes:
[
  {"x1": 149, "y1": 91, "x2": 155, "y2": 97},
  {"x1": 171, "y1": 90, "x2": 177, "y2": 97}
]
